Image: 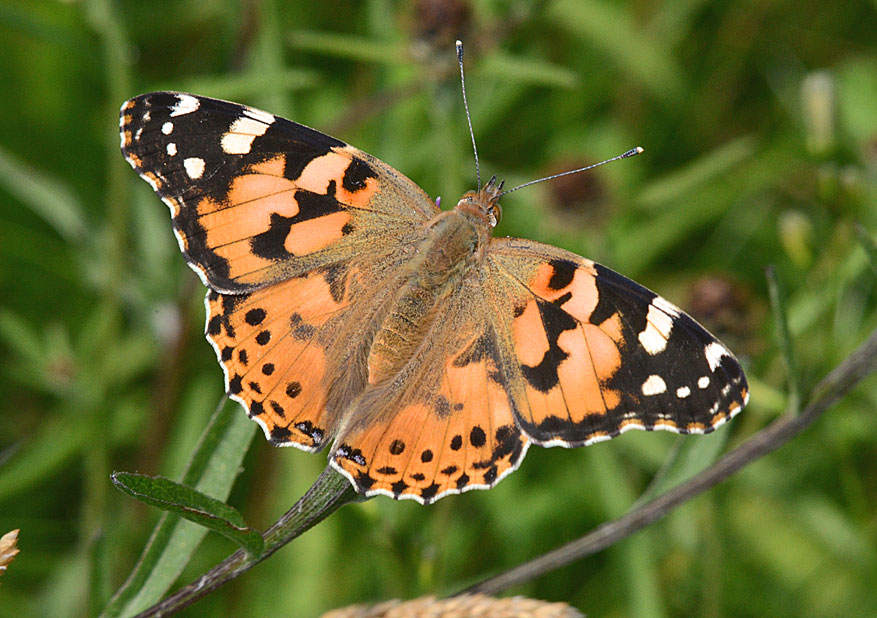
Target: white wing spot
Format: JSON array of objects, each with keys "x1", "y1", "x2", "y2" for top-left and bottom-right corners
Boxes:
[
  {"x1": 170, "y1": 94, "x2": 200, "y2": 117},
  {"x1": 161, "y1": 121, "x2": 174, "y2": 135},
  {"x1": 221, "y1": 116, "x2": 271, "y2": 155},
  {"x1": 653, "y1": 295, "x2": 681, "y2": 317},
  {"x1": 166, "y1": 142, "x2": 177, "y2": 156},
  {"x1": 676, "y1": 386, "x2": 691, "y2": 398},
  {"x1": 243, "y1": 107, "x2": 276, "y2": 125},
  {"x1": 705, "y1": 341, "x2": 730, "y2": 371},
  {"x1": 638, "y1": 301, "x2": 675, "y2": 355},
  {"x1": 698, "y1": 376, "x2": 710, "y2": 389},
  {"x1": 184, "y1": 157, "x2": 205, "y2": 179},
  {"x1": 641, "y1": 374, "x2": 667, "y2": 396}
]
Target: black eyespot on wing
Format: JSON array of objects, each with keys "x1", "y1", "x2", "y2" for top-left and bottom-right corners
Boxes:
[
  {"x1": 469, "y1": 426, "x2": 486, "y2": 448},
  {"x1": 245, "y1": 308, "x2": 266, "y2": 325},
  {"x1": 269, "y1": 426, "x2": 291, "y2": 444}
]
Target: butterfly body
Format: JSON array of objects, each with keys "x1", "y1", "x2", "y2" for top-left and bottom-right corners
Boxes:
[{"x1": 121, "y1": 92, "x2": 748, "y2": 504}]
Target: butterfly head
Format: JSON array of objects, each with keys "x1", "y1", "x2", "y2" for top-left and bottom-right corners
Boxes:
[{"x1": 456, "y1": 175, "x2": 504, "y2": 228}]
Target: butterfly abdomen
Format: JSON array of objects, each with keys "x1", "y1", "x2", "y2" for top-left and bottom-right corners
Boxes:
[{"x1": 367, "y1": 211, "x2": 486, "y2": 384}]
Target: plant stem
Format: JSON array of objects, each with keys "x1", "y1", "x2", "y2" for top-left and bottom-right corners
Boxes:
[
  {"x1": 766, "y1": 266, "x2": 802, "y2": 413},
  {"x1": 132, "y1": 466, "x2": 361, "y2": 618}
]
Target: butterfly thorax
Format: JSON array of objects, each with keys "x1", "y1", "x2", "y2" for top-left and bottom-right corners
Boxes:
[{"x1": 366, "y1": 206, "x2": 490, "y2": 385}]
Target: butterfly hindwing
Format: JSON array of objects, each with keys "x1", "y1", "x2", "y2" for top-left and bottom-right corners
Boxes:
[
  {"x1": 120, "y1": 92, "x2": 437, "y2": 293},
  {"x1": 486, "y1": 238, "x2": 749, "y2": 446},
  {"x1": 331, "y1": 288, "x2": 530, "y2": 503},
  {"x1": 205, "y1": 266, "x2": 357, "y2": 450}
]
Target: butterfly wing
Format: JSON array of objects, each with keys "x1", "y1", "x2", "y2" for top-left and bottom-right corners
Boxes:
[
  {"x1": 484, "y1": 238, "x2": 749, "y2": 446},
  {"x1": 120, "y1": 92, "x2": 438, "y2": 293},
  {"x1": 121, "y1": 92, "x2": 439, "y2": 450},
  {"x1": 121, "y1": 91, "x2": 748, "y2": 496},
  {"x1": 205, "y1": 268, "x2": 349, "y2": 451},
  {"x1": 330, "y1": 279, "x2": 530, "y2": 503},
  {"x1": 329, "y1": 233, "x2": 748, "y2": 503}
]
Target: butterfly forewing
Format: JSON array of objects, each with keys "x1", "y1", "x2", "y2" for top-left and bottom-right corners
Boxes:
[
  {"x1": 120, "y1": 92, "x2": 437, "y2": 293},
  {"x1": 486, "y1": 238, "x2": 749, "y2": 446},
  {"x1": 121, "y1": 91, "x2": 438, "y2": 454}
]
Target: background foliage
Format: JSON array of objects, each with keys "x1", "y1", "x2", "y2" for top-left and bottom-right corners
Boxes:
[{"x1": 1, "y1": 1, "x2": 875, "y2": 616}]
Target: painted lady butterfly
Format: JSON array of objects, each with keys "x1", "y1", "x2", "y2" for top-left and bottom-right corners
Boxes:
[{"x1": 120, "y1": 84, "x2": 748, "y2": 504}]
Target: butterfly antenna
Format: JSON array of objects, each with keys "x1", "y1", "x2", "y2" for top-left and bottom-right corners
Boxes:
[
  {"x1": 498, "y1": 147, "x2": 644, "y2": 197},
  {"x1": 457, "y1": 40, "x2": 481, "y2": 190}
]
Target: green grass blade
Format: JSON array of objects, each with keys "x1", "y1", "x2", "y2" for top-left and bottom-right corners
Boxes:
[
  {"x1": 766, "y1": 267, "x2": 802, "y2": 414},
  {"x1": 855, "y1": 223, "x2": 876, "y2": 274},
  {"x1": 0, "y1": 146, "x2": 88, "y2": 244},
  {"x1": 590, "y1": 448, "x2": 665, "y2": 618},
  {"x1": 174, "y1": 69, "x2": 321, "y2": 102},
  {"x1": 0, "y1": 413, "x2": 93, "y2": 502},
  {"x1": 288, "y1": 30, "x2": 405, "y2": 64},
  {"x1": 480, "y1": 52, "x2": 579, "y2": 89}
]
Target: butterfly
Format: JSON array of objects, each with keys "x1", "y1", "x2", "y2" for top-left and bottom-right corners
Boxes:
[{"x1": 120, "y1": 91, "x2": 748, "y2": 504}]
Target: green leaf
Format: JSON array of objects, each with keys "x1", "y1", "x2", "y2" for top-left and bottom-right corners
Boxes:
[
  {"x1": 101, "y1": 398, "x2": 257, "y2": 618},
  {"x1": 111, "y1": 472, "x2": 264, "y2": 558}
]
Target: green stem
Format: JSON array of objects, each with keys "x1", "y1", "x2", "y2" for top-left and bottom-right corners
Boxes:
[
  {"x1": 766, "y1": 266, "x2": 801, "y2": 414},
  {"x1": 132, "y1": 466, "x2": 361, "y2": 618}
]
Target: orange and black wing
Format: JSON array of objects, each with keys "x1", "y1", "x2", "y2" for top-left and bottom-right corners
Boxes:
[
  {"x1": 330, "y1": 283, "x2": 529, "y2": 503},
  {"x1": 120, "y1": 92, "x2": 437, "y2": 293},
  {"x1": 120, "y1": 92, "x2": 438, "y2": 451},
  {"x1": 486, "y1": 238, "x2": 749, "y2": 447}
]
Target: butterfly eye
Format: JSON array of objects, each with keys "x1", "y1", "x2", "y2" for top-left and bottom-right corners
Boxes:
[{"x1": 488, "y1": 202, "x2": 501, "y2": 227}]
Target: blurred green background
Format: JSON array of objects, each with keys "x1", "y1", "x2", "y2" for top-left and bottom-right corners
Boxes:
[{"x1": 1, "y1": 1, "x2": 875, "y2": 616}]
